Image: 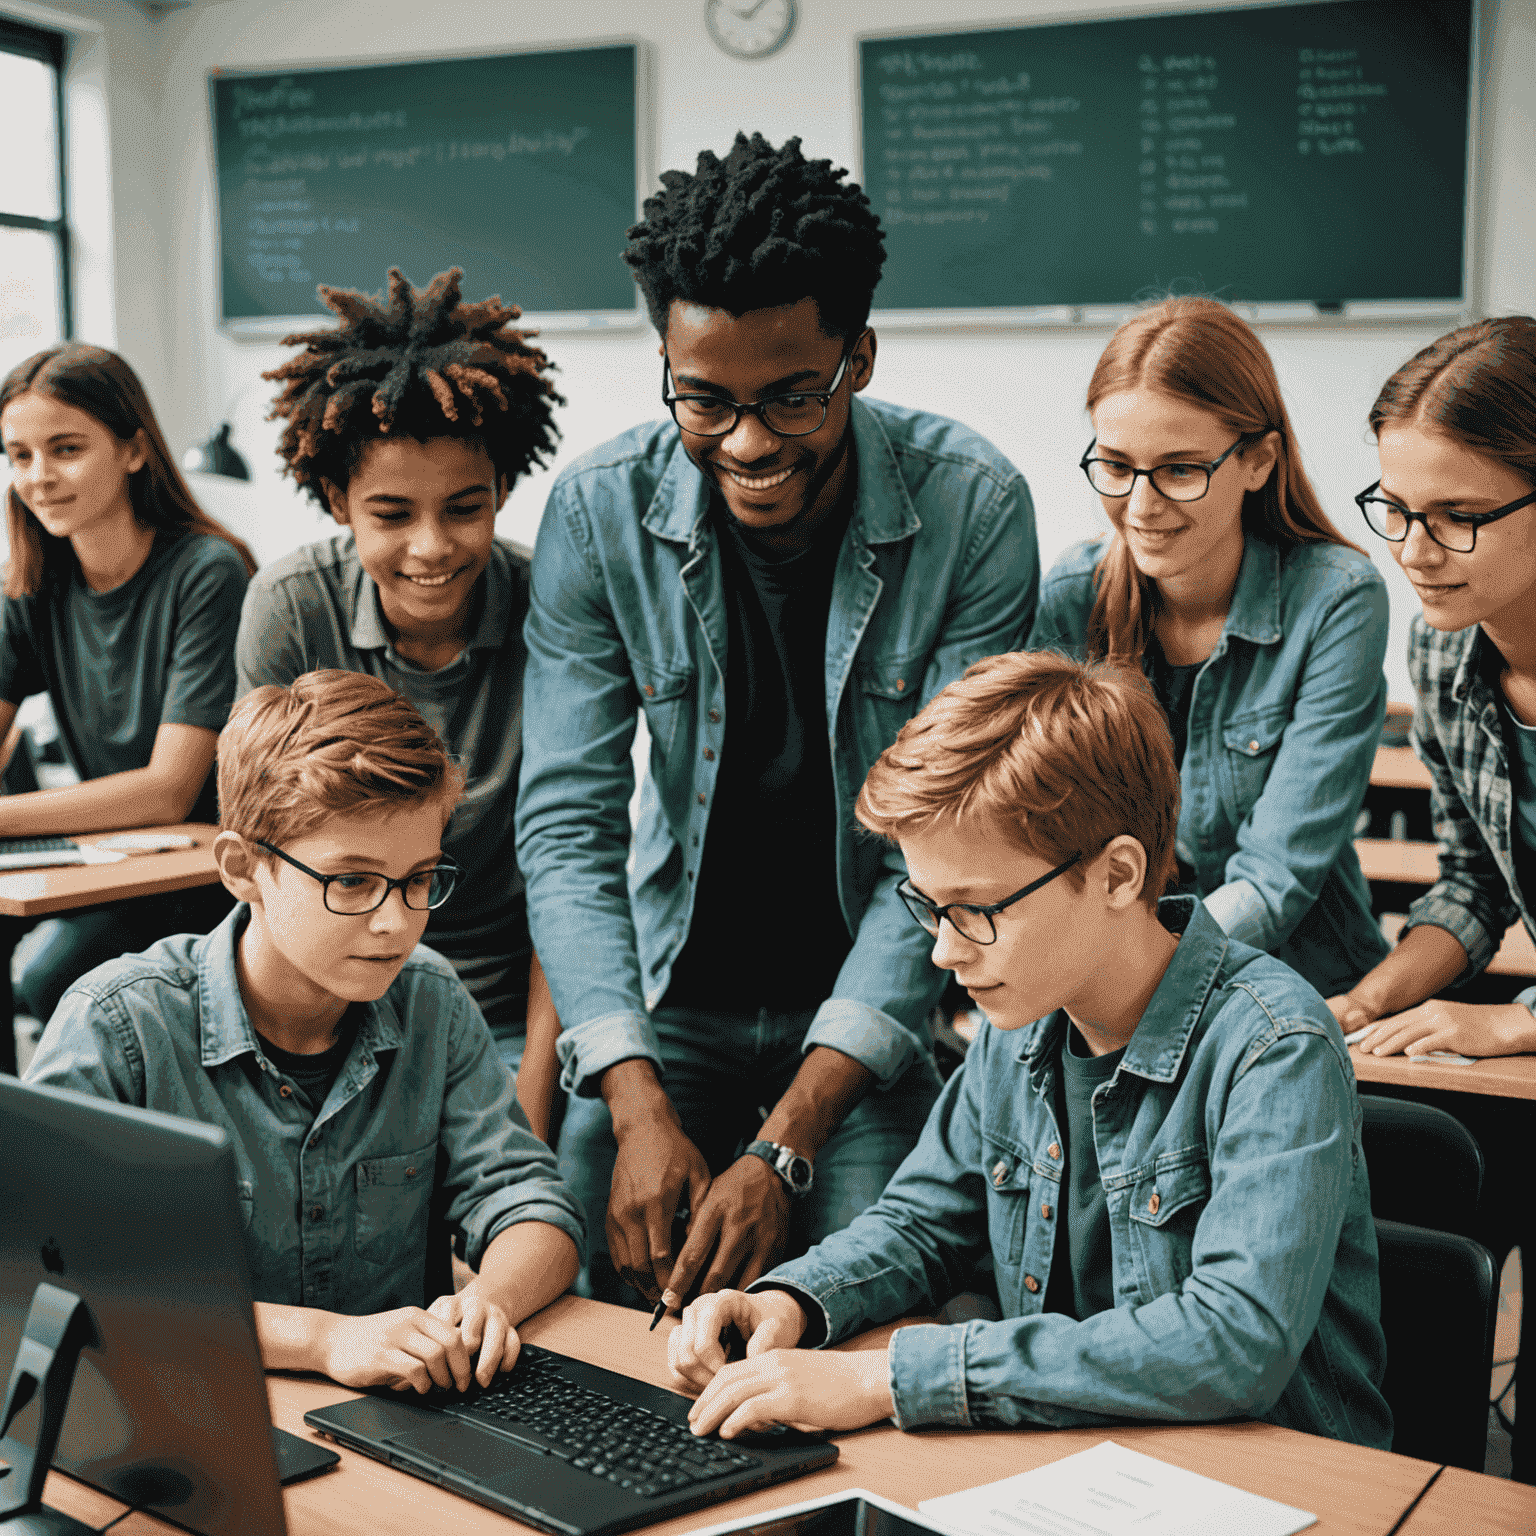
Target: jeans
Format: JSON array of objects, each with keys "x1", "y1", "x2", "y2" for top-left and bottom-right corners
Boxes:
[{"x1": 556, "y1": 1004, "x2": 944, "y2": 1303}]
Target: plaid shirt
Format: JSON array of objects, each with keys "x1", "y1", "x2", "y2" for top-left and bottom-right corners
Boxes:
[{"x1": 1405, "y1": 614, "x2": 1536, "y2": 1011}]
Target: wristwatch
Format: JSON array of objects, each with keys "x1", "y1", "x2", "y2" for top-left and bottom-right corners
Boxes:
[{"x1": 743, "y1": 1139, "x2": 814, "y2": 1197}]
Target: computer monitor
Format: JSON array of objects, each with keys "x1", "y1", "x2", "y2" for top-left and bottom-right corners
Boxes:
[{"x1": 0, "y1": 1076, "x2": 287, "y2": 1536}]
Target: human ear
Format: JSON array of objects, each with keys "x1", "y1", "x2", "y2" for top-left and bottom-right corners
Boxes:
[
  {"x1": 851, "y1": 329, "x2": 877, "y2": 393},
  {"x1": 322, "y1": 479, "x2": 352, "y2": 526},
  {"x1": 123, "y1": 428, "x2": 149, "y2": 476},
  {"x1": 214, "y1": 831, "x2": 265, "y2": 908},
  {"x1": 1241, "y1": 431, "x2": 1281, "y2": 492},
  {"x1": 1099, "y1": 835, "x2": 1149, "y2": 910},
  {"x1": 494, "y1": 474, "x2": 510, "y2": 512}
]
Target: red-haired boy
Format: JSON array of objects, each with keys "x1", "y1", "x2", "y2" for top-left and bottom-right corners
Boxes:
[
  {"x1": 26, "y1": 670, "x2": 582, "y2": 1392},
  {"x1": 669, "y1": 650, "x2": 1390, "y2": 1446}
]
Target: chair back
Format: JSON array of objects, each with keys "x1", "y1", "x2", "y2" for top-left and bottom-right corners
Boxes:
[
  {"x1": 1359, "y1": 1096, "x2": 1483, "y2": 1232},
  {"x1": 1374, "y1": 1217, "x2": 1497, "y2": 1471}
]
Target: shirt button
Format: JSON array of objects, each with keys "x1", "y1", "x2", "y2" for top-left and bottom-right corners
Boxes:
[
  {"x1": 703, "y1": 748, "x2": 715, "y2": 761},
  {"x1": 1047, "y1": 1143, "x2": 1061, "y2": 1160},
  {"x1": 643, "y1": 684, "x2": 656, "y2": 697},
  {"x1": 991, "y1": 1160, "x2": 1008, "y2": 1187},
  {"x1": 279, "y1": 1085, "x2": 292, "y2": 1098},
  {"x1": 1147, "y1": 1192, "x2": 1161, "y2": 1215},
  {"x1": 1024, "y1": 1274, "x2": 1040, "y2": 1294},
  {"x1": 1041, "y1": 1202, "x2": 1052, "y2": 1219},
  {"x1": 708, "y1": 709, "x2": 721, "y2": 723},
  {"x1": 405, "y1": 1166, "x2": 417, "y2": 1178},
  {"x1": 309, "y1": 1205, "x2": 324, "y2": 1221},
  {"x1": 895, "y1": 678, "x2": 906, "y2": 692},
  {"x1": 1248, "y1": 739, "x2": 1259, "y2": 753},
  {"x1": 696, "y1": 792, "x2": 707, "y2": 805}
]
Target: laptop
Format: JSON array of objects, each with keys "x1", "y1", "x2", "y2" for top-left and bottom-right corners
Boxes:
[{"x1": 304, "y1": 1339, "x2": 839, "y2": 1536}]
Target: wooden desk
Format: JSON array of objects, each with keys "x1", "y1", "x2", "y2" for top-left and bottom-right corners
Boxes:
[
  {"x1": 1397, "y1": 1465, "x2": 1536, "y2": 1534},
  {"x1": 1351, "y1": 1045, "x2": 1536, "y2": 1102},
  {"x1": 47, "y1": 1297, "x2": 1446, "y2": 1536},
  {"x1": 1356, "y1": 837, "x2": 1440, "y2": 885},
  {"x1": 1372, "y1": 745, "x2": 1433, "y2": 793},
  {"x1": 0, "y1": 824, "x2": 220, "y2": 917}
]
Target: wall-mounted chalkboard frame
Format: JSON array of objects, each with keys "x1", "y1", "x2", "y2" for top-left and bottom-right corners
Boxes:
[
  {"x1": 856, "y1": 0, "x2": 1477, "y2": 328},
  {"x1": 207, "y1": 39, "x2": 647, "y2": 337}
]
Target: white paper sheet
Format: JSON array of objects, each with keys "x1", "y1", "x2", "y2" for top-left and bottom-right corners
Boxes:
[{"x1": 919, "y1": 1439, "x2": 1316, "y2": 1536}]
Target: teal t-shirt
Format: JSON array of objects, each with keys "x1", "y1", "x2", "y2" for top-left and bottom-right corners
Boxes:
[{"x1": 1045, "y1": 1024, "x2": 1126, "y2": 1320}]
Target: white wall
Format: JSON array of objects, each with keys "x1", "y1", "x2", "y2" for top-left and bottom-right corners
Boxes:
[{"x1": 21, "y1": 0, "x2": 1536, "y2": 698}]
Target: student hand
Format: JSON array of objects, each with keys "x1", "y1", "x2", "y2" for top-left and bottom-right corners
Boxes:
[
  {"x1": 685, "y1": 1345, "x2": 894, "y2": 1440},
  {"x1": 320, "y1": 1306, "x2": 479, "y2": 1394},
  {"x1": 427, "y1": 1287, "x2": 522, "y2": 1387},
  {"x1": 607, "y1": 1108, "x2": 714, "y2": 1302},
  {"x1": 667, "y1": 1287, "x2": 809, "y2": 1392},
  {"x1": 658, "y1": 1156, "x2": 791, "y2": 1312},
  {"x1": 1351, "y1": 999, "x2": 1536, "y2": 1059},
  {"x1": 1327, "y1": 992, "x2": 1383, "y2": 1032}
]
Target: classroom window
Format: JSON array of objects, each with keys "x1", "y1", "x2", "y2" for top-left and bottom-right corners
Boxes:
[{"x1": 0, "y1": 19, "x2": 70, "y2": 382}]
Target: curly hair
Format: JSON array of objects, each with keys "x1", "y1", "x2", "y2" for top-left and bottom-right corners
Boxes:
[
  {"x1": 623, "y1": 132, "x2": 886, "y2": 339},
  {"x1": 264, "y1": 267, "x2": 563, "y2": 506}
]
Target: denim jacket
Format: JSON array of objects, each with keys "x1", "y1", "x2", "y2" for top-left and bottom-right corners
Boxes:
[
  {"x1": 757, "y1": 898, "x2": 1390, "y2": 1447},
  {"x1": 1403, "y1": 616, "x2": 1536, "y2": 1015},
  {"x1": 516, "y1": 397, "x2": 1039, "y2": 1095},
  {"x1": 1028, "y1": 535, "x2": 1390, "y2": 996},
  {"x1": 24, "y1": 905, "x2": 585, "y2": 1313}
]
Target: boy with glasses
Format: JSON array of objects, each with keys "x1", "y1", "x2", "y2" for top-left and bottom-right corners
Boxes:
[
  {"x1": 26, "y1": 670, "x2": 583, "y2": 1394},
  {"x1": 516, "y1": 132, "x2": 1039, "y2": 1312},
  {"x1": 668, "y1": 650, "x2": 1390, "y2": 1450}
]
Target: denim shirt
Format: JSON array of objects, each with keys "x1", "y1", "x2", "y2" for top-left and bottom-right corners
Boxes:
[
  {"x1": 24, "y1": 905, "x2": 585, "y2": 1313},
  {"x1": 516, "y1": 397, "x2": 1039, "y2": 1095},
  {"x1": 1403, "y1": 616, "x2": 1536, "y2": 1016},
  {"x1": 1028, "y1": 534, "x2": 1390, "y2": 996},
  {"x1": 756, "y1": 899, "x2": 1390, "y2": 1447}
]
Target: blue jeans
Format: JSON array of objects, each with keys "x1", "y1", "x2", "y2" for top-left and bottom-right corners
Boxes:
[{"x1": 556, "y1": 1005, "x2": 943, "y2": 1302}]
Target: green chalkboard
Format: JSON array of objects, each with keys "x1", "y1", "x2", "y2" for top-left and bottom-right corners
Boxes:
[
  {"x1": 210, "y1": 44, "x2": 639, "y2": 326},
  {"x1": 859, "y1": 0, "x2": 1470, "y2": 313}
]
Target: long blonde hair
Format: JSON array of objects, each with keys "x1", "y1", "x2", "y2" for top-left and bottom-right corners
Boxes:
[
  {"x1": 2, "y1": 343, "x2": 257, "y2": 598},
  {"x1": 1085, "y1": 297, "x2": 1357, "y2": 663}
]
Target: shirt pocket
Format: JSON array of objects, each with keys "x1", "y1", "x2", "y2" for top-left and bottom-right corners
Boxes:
[
  {"x1": 981, "y1": 1139, "x2": 1033, "y2": 1265},
  {"x1": 1127, "y1": 1148, "x2": 1211, "y2": 1294},
  {"x1": 632, "y1": 657, "x2": 695, "y2": 761},
  {"x1": 1220, "y1": 710, "x2": 1288, "y2": 824},
  {"x1": 855, "y1": 658, "x2": 923, "y2": 764},
  {"x1": 354, "y1": 1143, "x2": 437, "y2": 1270}
]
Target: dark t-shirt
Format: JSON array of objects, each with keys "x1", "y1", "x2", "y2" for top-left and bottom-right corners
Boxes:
[
  {"x1": 662, "y1": 499, "x2": 855, "y2": 1015},
  {"x1": 1143, "y1": 636, "x2": 1200, "y2": 771},
  {"x1": 0, "y1": 532, "x2": 250, "y2": 823},
  {"x1": 254, "y1": 1010, "x2": 361, "y2": 1115},
  {"x1": 1500, "y1": 698, "x2": 1536, "y2": 911},
  {"x1": 1044, "y1": 1024, "x2": 1126, "y2": 1321}
]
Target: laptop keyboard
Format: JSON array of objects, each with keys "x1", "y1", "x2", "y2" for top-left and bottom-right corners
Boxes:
[
  {"x1": 0, "y1": 836, "x2": 78, "y2": 852},
  {"x1": 463, "y1": 1346, "x2": 762, "y2": 1498}
]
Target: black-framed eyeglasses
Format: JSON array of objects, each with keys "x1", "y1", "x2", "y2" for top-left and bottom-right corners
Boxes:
[
  {"x1": 1080, "y1": 433, "x2": 1259, "y2": 503},
  {"x1": 897, "y1": 853, "x2": 1083, "y2": 946},
  {"x1": 254, "y1": 839, "x2": 459, "y2": 916},
  {"x1": 662, "y1": 334, "x2": 862, "y2": 439},
  {"x1": 1354, "y1": 480, "x2": 1536, "y2": 555}
]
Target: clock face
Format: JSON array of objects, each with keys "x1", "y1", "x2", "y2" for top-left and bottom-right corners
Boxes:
[{"x1": 706, "y1": 0, "x2": 797, "y2": 60}]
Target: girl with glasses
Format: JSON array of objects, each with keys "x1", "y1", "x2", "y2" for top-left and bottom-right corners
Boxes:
[
  {"x1": 1332, "y1": 316, "x2": 1536, "y2": 1062},
  {"x1": 1029, "y1": 296, "x2": 1390, "y2": 997}
]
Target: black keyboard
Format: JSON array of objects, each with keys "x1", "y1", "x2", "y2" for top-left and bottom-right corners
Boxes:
[
  {"x1": 0, "y1": 836, "x2": 77, "y2": 853},
  {"x1": 461, "y1": 1346, "x2": 762, "y2": 1499}
]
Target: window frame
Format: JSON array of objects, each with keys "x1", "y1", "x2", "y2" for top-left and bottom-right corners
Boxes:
[{"x1": 0, "y1": 17, "x2": 72, "y2": 345}]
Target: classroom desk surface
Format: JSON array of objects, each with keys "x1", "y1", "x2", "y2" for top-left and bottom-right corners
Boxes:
[
  {"x1": 1351, "y1": 1043, "x2": 1536, "y2": 1101},
  {"x1": 1372, "y1": 744, "x2": 1434, "y2": 793},
  {"x1": 0, "y1": 823, "x2": 220, "y2": 917},
  {"x1": 1398, "y1": 1465, "x2": 1536, "y2": 1534},
  {"x1": 47, "y1": 1296, "x2": 1451, "y2": 1536}
]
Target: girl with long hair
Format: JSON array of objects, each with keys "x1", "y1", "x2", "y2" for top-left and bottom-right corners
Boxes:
[
  {"x1": 1028, "y1": 296, "x2": 1390, "y2": 996},
  {"x1": 1334, "y1": 316, "x2": 1536, "y2": 1060},
  {"x1": 0, "y1": 342, "x2": 255, "y2": 1071}
]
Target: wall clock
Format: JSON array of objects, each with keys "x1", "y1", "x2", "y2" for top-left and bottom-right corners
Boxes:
[{"x1": 706, "y1": 0, "x2": 798, "y2": 61}]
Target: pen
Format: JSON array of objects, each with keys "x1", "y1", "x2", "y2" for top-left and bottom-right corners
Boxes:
[
  {"x1": 648, "y1": 1207, "x2": 691, "y2": 1329},
  {"x1": 648, "y1": 1297, "x2": 668, "y2": 1331}
]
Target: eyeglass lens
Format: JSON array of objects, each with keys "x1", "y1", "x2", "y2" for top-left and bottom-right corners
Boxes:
[
  {"x1": 1358, "y1": 497, "x2": 1477, "y2": 553},
  {"x1": 1084, "y1": 460, "x2": 1214, "y2": 502},
  {"x1": 324, "y1": 867, "x2": 456, "y2": 915},
  {"x1": 671, "y1": 393, "x2": 828, "y2": 438},
  {"x1": 900, "y1": 889, "x2": 996, "y2": 945}
]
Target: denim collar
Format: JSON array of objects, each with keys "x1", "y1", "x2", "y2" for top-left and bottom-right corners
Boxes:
[
  {"x1": 640, "y1": 395, "x2": 921, "y2": 550},
  {"x1": 347, "y1": 542, "x2": 510, "y2": 654},
  {"x1": 1018, "y1": 896, "x2": 1228, "y2": 1084},
  {"x1": 1219, "y1": 536, "x2": 1283, "y2": 646},
  {"x1": 196, "y1": 902, "x2": 407, "y2": 1069}
]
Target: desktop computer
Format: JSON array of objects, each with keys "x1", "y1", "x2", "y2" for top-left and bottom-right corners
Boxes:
[{"x1": 0, "y1": 1076, "x2": 288, "y2": 1536}]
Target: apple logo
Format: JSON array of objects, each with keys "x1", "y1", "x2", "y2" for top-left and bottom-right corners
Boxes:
[{"x1": 40, "y1": 1237, "x2": 64, "y2": 1275}]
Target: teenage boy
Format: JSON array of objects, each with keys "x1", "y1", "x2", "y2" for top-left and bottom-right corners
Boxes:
[
  {"x1": 26, "y1": 671, "x2": 582, "y2": 1392},
  {"x1": 667, "y1": 650, "x2": 1390, "y2": 1448},
  {"x1": 516, "y1": 133, "x2": 1040, "y2": 1308},
  {"x1": 237, "y1": 267, "x2": 563, "y2": 1133}
]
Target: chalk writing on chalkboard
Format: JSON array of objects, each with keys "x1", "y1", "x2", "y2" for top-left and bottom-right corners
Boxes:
[
  {"x1": 210, "y1": 46, "x2": 640, "y2": 329},
  {"x1": 859, "y1": 1, "x2": 1469, "y2": 315}
]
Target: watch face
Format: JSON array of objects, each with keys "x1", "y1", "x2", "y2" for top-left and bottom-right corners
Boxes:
[
  {"x1": 785, "y1": 1154, "x2": 813, "y2": 1191},
  {"x1": 706, "y1": 0, "x2": 797, "y2": 61}
]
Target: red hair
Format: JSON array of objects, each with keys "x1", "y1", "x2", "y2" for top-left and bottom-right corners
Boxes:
[{"x1": 1084, "y1": 297, "x2": 1358, "y2": 663}]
